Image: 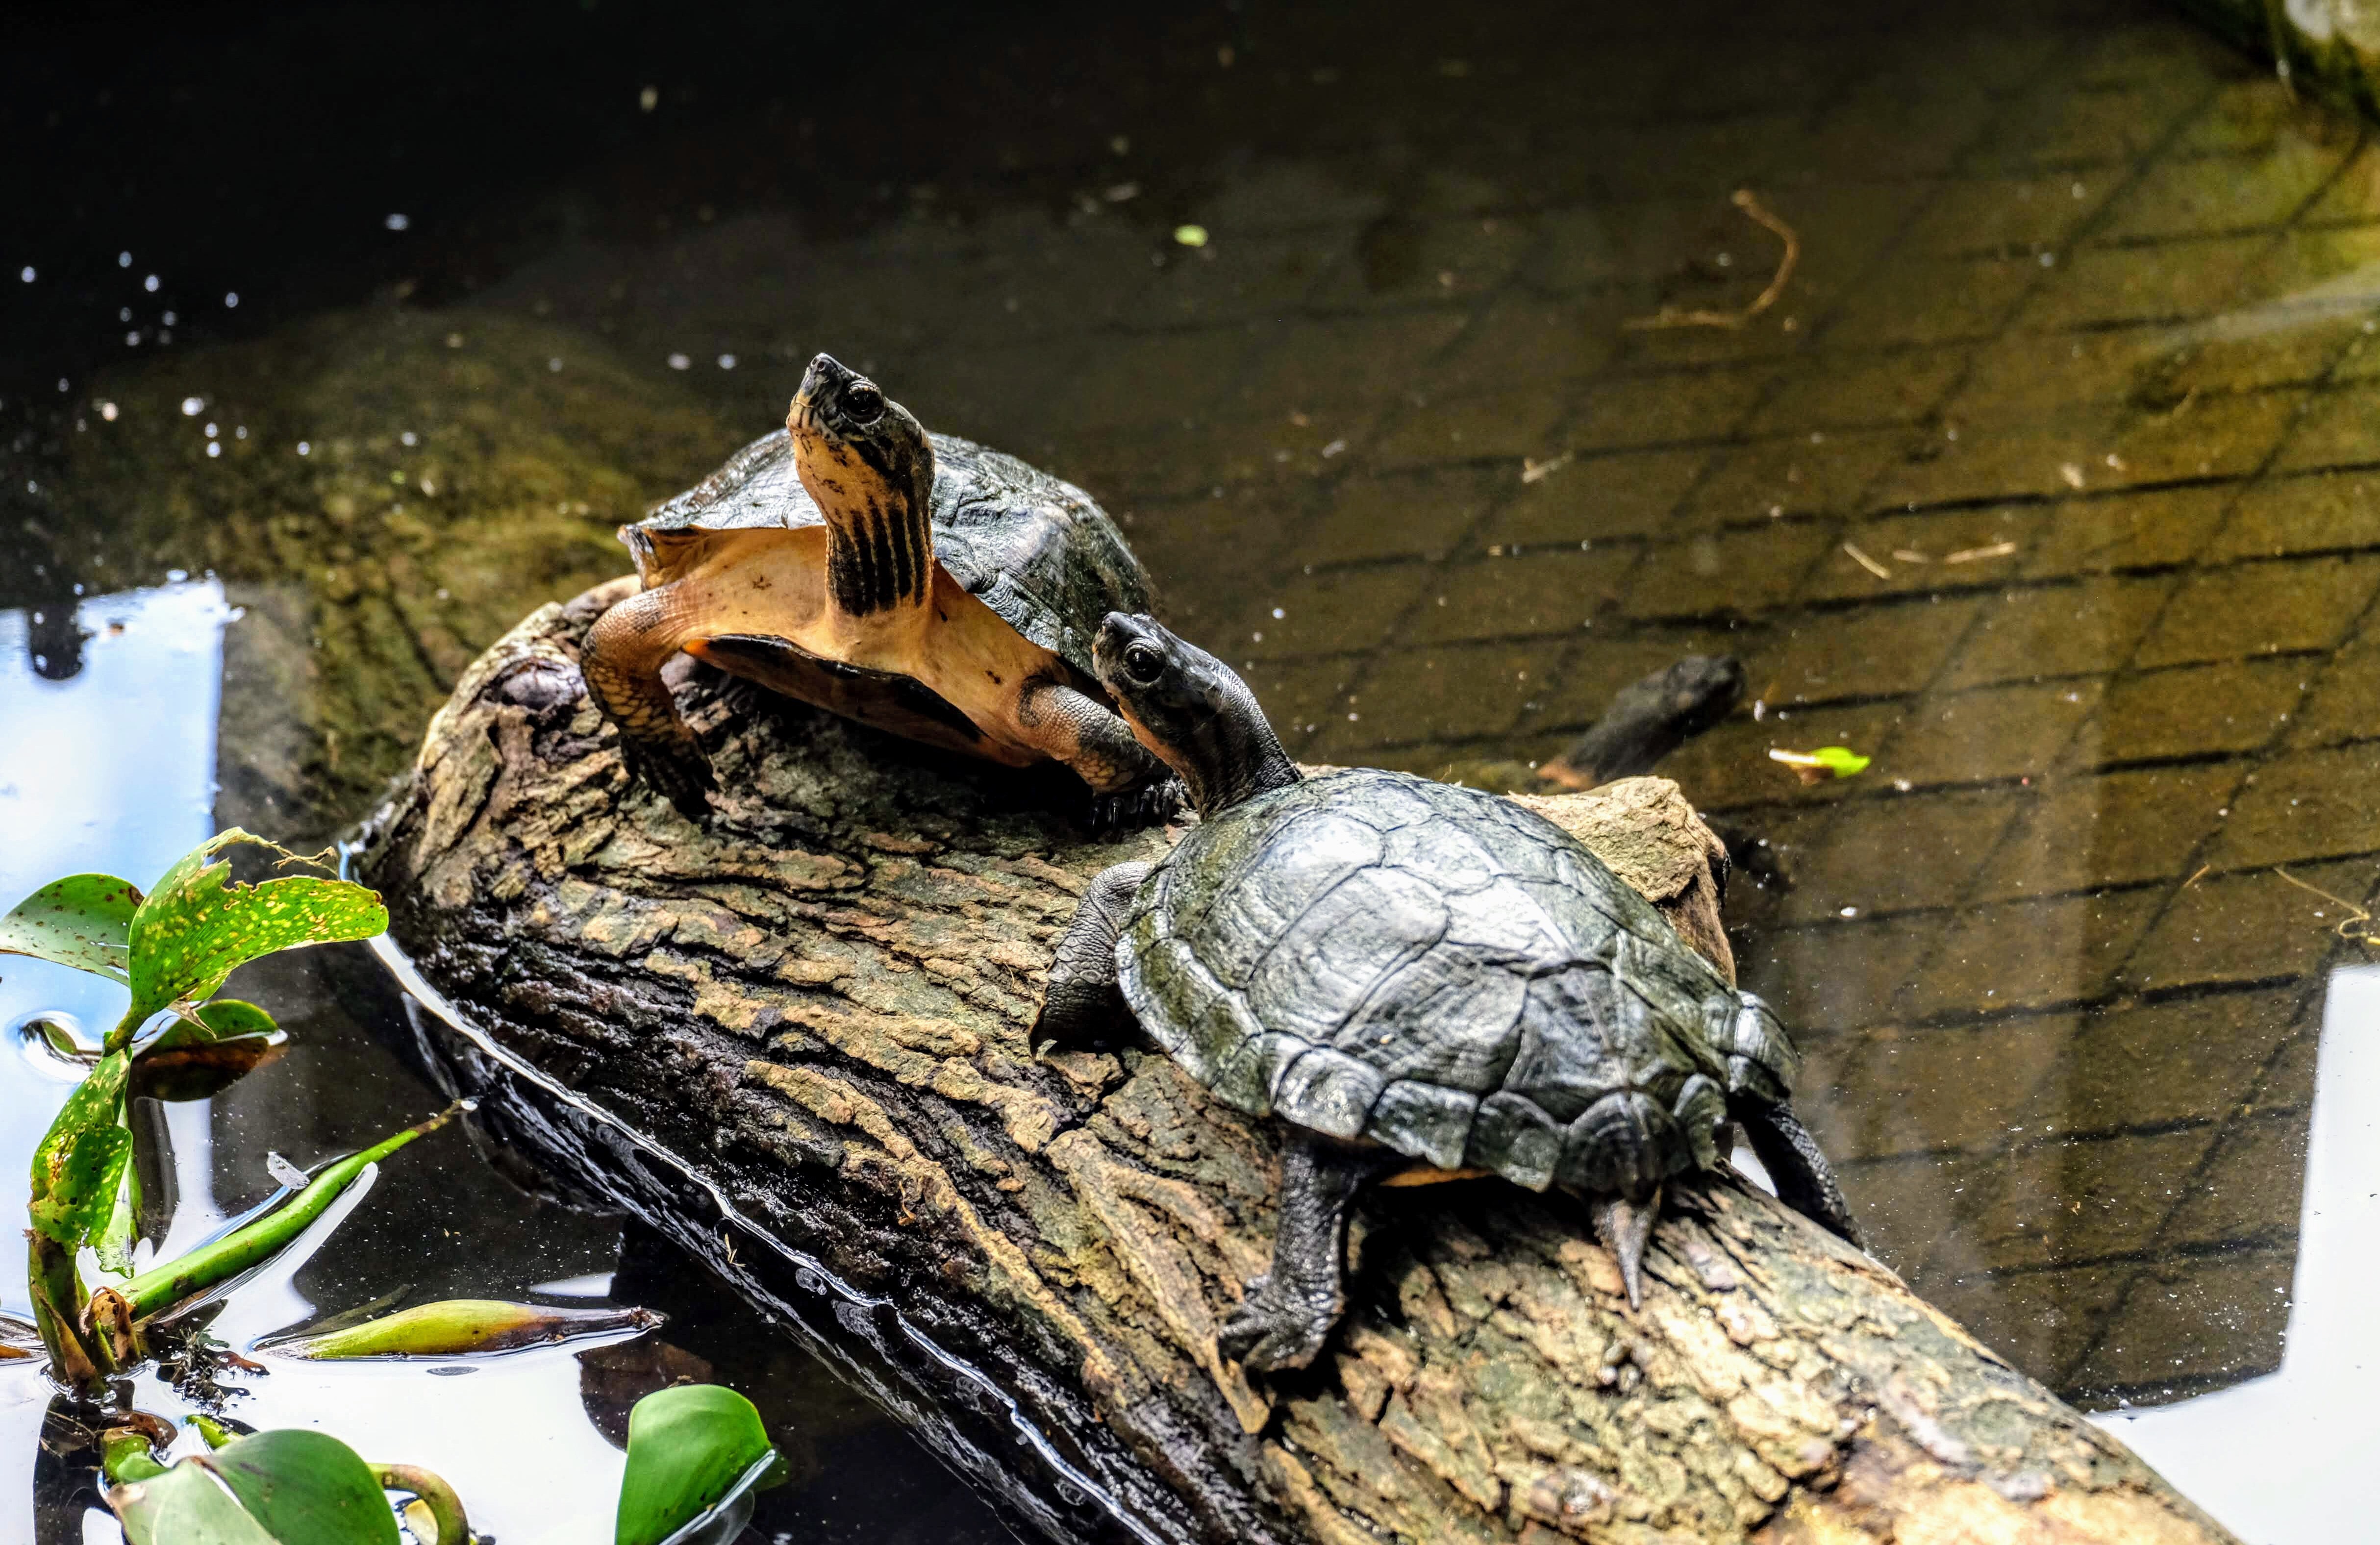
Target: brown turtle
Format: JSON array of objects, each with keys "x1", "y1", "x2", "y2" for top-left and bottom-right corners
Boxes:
[{"x1": 582, "y1": 354, "x2": 1178, "y2": 823}]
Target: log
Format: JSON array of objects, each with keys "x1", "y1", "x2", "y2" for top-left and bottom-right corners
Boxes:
[{"x1": 357, "y1": 580, "x2": 2240, "y2": 1545}]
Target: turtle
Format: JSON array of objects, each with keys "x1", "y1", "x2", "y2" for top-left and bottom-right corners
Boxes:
[
  {"x1": 1033, "y1": 613, "x2": 1862, "y2": 1377},
  {"x1": 582, "y1": 353, "x2": 1178, "y2": 825}
]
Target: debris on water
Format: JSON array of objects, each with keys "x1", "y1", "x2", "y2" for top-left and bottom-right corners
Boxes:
[
  {"x1": 1943, "y1": 541, "x2": 2017, "y2": 564},
  {"x1": 2274, "y1": 867, "x2": 2379, "y2": 944},
  {"x1": 1625, "y1": 188, "x2": 1798, "y2": 331},
  {"x1": 1769, "y1": 746, "x2": 1871, "y2": 784},
  {"x1": 1173, "y1": 224, "x2": 1209, "y2": 247},
  {"x1": 1842, "y1": 542, "x2": 1891, "y2": 580},
  {"x1": 2060, "y1": 463, "x2": 2086, "y2": 489},
  {"x1": 266, "y1": 1152, "x2": 309, "y2": 1190},
  {"x1": 1521, "y1": 451, "x2": 1573, "y2": 484}
]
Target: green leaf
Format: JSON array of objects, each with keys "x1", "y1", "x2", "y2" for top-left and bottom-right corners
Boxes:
[
  {"x1": 271, "y1": 1298, "x2": 659, "y2": 1359},
  {"x1": 0, "y1": 873, "x2": 143, "y2": 984},
  {"x1": 28, "y1": 1049, "x2": 131, "y2": 1246},
  {"x1": 101, "y1": 1427, "x2": 170, "y2": 1485},
  {"x1": 110, "y1": 1461, "x2": 279, "y2": 1545},
  {"x1": 617, "y1": 1385, "x2": 783, "y2": 1545},
  {"x1": 207, "y1": 1430, "x2": 401, "y2": 1545},
  {"x1": 122, "y1": 832, "x2": 387, "y2": 1041}
]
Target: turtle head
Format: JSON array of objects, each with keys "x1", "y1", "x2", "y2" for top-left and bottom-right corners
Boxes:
[
  {"x1": 789, "y1": 354, "x2": 936, "y2": 616},
  {"x1": 1093, "y1": 613, "x2": 1299, "y2": 817}
]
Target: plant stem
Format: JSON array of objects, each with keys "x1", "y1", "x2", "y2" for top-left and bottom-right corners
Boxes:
[
  {"x1": 376, "y1": 1463, "x2": 472, "y2": 1544},
  {"x1": 100, "y1": 1103, "x2": 461, "y2": 1325},
  {"x1": 27, "y1": 1233, "x2": 104, "y2": 1386}
]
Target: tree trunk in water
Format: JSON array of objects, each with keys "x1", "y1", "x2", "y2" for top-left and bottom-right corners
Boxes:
[{"x1": 357, "y1": 580, "x2": 2239, "y2": 1545}]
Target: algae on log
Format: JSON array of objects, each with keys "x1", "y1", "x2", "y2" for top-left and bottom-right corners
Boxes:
[{"x1": 359, "y1": 581, "x2": 2239, "y2": 1545}]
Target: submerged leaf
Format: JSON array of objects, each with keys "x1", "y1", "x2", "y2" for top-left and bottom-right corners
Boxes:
[
  {"x1": 617, "y1": 1384, "x2": 784, "y2": 1545},
  {"x1": 122, "y1": 832, "x2": 387, "y2": 1041},
  {"x1": 152, "y1": 997, "x2": 280, "y2": 1049},
  {"x1": 271, "y1": 1298, "x2": 661, "y2": 1359},
  {"x1": 134, "y1": 998, "x2": 288, "y2": 1102},
  {"x1": 0, "y1": 873, "x2": 143, "y2": 983},
  {"x1": 28, "y1": 1049, "x2": 131, "y2": 1246},
  {"x1": 1767, "y1": 745, "x2": 1871, "y2": 783},
  {"x1": 207, "y1": 1430, "x2": 401, "y2": 1545}
]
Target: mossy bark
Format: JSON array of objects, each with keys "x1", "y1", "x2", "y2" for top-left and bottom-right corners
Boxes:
[{"x1": 359, "y1": 583, "x2": 2239, "y2": 1545}]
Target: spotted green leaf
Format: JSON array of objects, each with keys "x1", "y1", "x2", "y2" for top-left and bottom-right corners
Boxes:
[
  {"x1": 28, "y1": 1049, "x2": 131, "y2": 1246},
  {"x1": 0, "y1": 873, "x2": 143, "y2": 984},
  {"x1": 123, "y1": 831, "x2": 387, "y2": 1041}
]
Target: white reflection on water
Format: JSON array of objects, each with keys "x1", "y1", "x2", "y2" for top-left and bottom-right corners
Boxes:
[
  {"x1": 2102, "y1": 964, "x2": 2380, "y2": 1544},
  {"x1": 0, "y1": 584, "x2": 633, "y2": 1545}
]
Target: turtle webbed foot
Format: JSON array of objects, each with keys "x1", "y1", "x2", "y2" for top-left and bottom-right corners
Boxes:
[
  {"x1": 1086, "y1": 777, "x2": 1187, "y2": 837},
  {"x1": 1218, "y1": 1272, "x2": 1340, "y2": 1376},
  {"x1": 620, "y1": 734, "x2": 718, "y2": 822}
]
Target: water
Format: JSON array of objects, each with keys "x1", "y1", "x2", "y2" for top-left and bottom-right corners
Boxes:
[{"x1": 5, "y1": 0, "x2": 2378, "y2": 1537}]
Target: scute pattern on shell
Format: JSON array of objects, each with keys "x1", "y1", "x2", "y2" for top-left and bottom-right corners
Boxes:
[
  {"x1": 1116, "y1": 768, "x2": 1796, "y2": 1195},
  {"x1": 632, "y1": 429, "x2": 1149, "y2": 676}
]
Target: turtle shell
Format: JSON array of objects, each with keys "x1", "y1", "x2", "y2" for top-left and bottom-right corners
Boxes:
[
  {"x1": 629, "y1": 428, "x2": 1151, "y2": 677},
  {"x1": 1115, "y1": 768, "x2": 1799, "y2": 1194}
]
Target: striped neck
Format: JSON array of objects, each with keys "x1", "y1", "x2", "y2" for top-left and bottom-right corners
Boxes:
[{"x1": 822, "y1": 483, "x2": 933, "y2": 618}]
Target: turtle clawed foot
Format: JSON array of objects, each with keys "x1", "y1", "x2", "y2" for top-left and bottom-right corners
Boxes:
[
  {"x1": 1086, "y1": 777, "x2": 1186, "y2": 837},
  {"x1": 1593, "y1": 1188, "x2": 1662, "y2": 1310},
  {"x1": 1218, "y1": 1273, "x2": 1337, "y2": 1377},
  {"x1": 621, "y1": 735, "x2": 717, "y2": 822}
]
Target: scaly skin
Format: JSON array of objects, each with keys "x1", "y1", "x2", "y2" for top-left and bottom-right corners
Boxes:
[{"x1": 581, "y1": 582, "x2": 717, "y2": 818}]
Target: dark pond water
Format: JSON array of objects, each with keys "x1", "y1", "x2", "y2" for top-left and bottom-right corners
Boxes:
[{"x1": 7, "y1": 0, "x2": 2380, "y2": 1538}]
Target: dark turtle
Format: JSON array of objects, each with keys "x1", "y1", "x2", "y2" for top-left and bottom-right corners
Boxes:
[
  {"x1": 582, "y1": 354, "x2": 1177, "y2": 823},
  {"x1": 1034, "y1": 615, "x2": 1861, "y2": 1377}
]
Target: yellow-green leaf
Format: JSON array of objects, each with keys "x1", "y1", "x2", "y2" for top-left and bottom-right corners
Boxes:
[
  {"x1": 271, "y1": 1298, "x2": 660, "y2": 1359},
  {"x1": 124, "y1": 832, "x2": 387, "y2": 1039}
]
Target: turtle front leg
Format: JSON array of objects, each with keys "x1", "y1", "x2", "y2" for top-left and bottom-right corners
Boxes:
[
  {"x1": 582, "y1": 583, "x2": 717, "y2": 820},
  {"x1": 1736, "y1": 1100, "x2": 1864, "y2": 1250},
  {"x1": 1221, "y1": 1132, "x2": 1396, "y2": 1377},
  {"x1": 1030, "y1": 860, "x2": 1152, "y2": 1052},
  {"x1": 1014, "y1": 677, "x2": 1184, "y2": 830}
]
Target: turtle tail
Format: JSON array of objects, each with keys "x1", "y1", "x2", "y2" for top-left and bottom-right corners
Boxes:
[{"x1": 1736, "y1": 1101, "x2": 1864, "y2": 1250}]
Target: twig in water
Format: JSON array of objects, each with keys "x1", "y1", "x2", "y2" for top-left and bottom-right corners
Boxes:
[
  {"x1": 1943, "y1": 540, "x2": 2018, "y2": 565},
  {"x1": 1842, "y1": 542, "x2": 1892, "y2": 580},
  {"x1": 1624, "y1": 188, "x2": 1800, "y2": 331},
  {"x1": 2274, "y1": 866, "x2": 2380, "y2": 945}
]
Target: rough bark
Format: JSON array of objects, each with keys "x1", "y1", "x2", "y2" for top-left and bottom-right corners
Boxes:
[{"x1": 358, "y1": 580, "x2": 2239, "y2": 1545}]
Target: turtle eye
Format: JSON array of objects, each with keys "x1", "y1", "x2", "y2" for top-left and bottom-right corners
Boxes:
[
  {"x1": 1121, "y1": 642, "x2": 1166, "y2": 687},
  {"x1": 841, "y1": 382, "x2": 886, "y2": 424}
]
